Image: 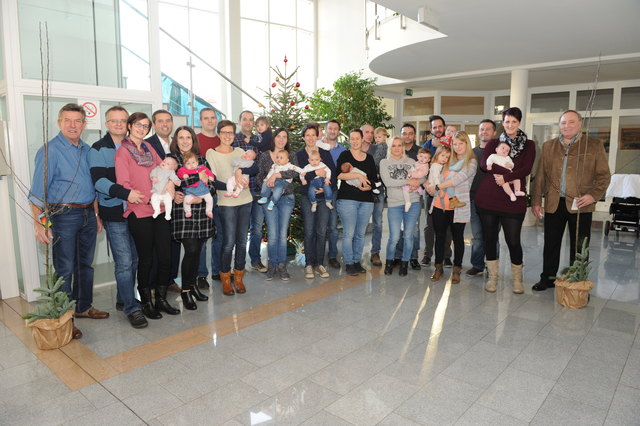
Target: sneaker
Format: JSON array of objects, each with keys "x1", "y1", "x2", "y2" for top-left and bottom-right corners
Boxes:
[
  {"x1": 127, "y1": 310, "x2": 148, "y2": 329},
  {"x1": 257, "y1": 197, "x2": 269, "y2": 204},
  {"x1": 444, "y1": 258, "x2": 453, "y2": 268},
  {"x1": 267, "y1": 201, "x2": 275, "y2": 211},
  {"x1": 420, "y1": 256, "x2": 431, "y2": 266},
  {"x1": 465, "y1": 267, "x2": 484, "y2": 277},
  {"x1": 346, "y1": 264, "x2": 359, "y2": 276},
  {"x1": 115, "y1": 301, "x2": 124, "y2": 311},
  {"x1": 304, "y1": 265, "x2": 314, "y2": 279},
  {"x1": 410, "y1": 259, "x2": 421, "y2": 270},
  {"x1": 265, "y1": 264, "x2": 276, "y2": 281},
  {"x1": 328, "y1": 258, "x2": 341, "y2": 269},
  {"x1": 311, "y1": 202, "x2": 317, "y2": 213},
  {"x1": 278, "y1": 263, "x2": 290, "y2": 281},
  {"x1": 252, "y1": 262, "x2": 268, "y2": 273},
  {"x1": 315, "y1": 265, "x2": 330, "y2": 278},
  {"x1": 354, "y1": 262, "x2": 366, "y2": 274},
  {"x1": 197, "y1": 276, "x2": 210, "y2": 289}
]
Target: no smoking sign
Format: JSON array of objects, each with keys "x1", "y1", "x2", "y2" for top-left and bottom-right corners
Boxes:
[{"x1": 79, "y1": 99, "x2": 101, "y2": 130}]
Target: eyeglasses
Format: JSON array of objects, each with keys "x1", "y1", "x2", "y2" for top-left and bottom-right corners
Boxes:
[
  {"x1": 133, "y1": 122, "x2": 151, "y2": 130},
  {"x1": 219, "y1": 131, "x2": 235, "y2": 136},
  {"x1": 107, "y1": 119, "x2": 127, "y2": 124}
]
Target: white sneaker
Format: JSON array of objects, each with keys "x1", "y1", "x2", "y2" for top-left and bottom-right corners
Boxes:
[
  {"x1": 304, "y1": 265, "x2": 314, "y2": 279},
  {"x1": 315, "y1": 265, "x2": 329, "y2": 278}
]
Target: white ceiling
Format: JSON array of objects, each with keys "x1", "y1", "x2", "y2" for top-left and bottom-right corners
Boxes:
[{"x1": 371, "y1": 0, "x2": 640, "y2": 92}]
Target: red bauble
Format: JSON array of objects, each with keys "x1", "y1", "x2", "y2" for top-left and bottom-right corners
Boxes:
[
  {"x1": 289, "y1": 101, "x2": 295, "y2": 106},
  {"x1": 271, "y1": 83, "x2": 276, "y2": 87},
  {"x1": 270, "y1": 109, "x2": 275, "y2": 113},
  {"x1": 284, "y1": 56, "x2": 288, "y2": 63},
  {"x1": 305, "y1": 105, "x2": 309, "y2": 109},
  {"x1": 295, "y1": 82, "x2": 300, "y2": 87}
]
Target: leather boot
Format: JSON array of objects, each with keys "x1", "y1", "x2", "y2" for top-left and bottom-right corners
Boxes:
[
  {"x1": 399, "y1": 261, "x2": 408, "y2": 276},
  {"x1": 511, "y1": 263, "x2": 524, "y2": 294},
  {"x1": 451, "y1": 266, "x2": 462, "y2": 284},
  {"x1": 485, "y1": 260, "x2": 499, "y2": 293},
  {"x1": 139, "y1": 288, "x2": 162, "y2": 319},
  {"x1": 233, "y1": 269, "x2": 246, "y2": 294},
  {"x1": 155, "y1": 286, "x2": 180, "y2": 315},
  {"x1": 384, "y1": 261, "x2": 394, "y2": 275},
  {"x1": 449, "y1": 196, "x2": 466, "y2": 208},
  {"x1": 181, "y1": 288, "x2": 197, "y2": 310},
  {"x1": 220, "y1": 272, "x2": 234, "y2": 296},
  {"x1": 430, "y1": 264, "x2": 444, "y2": 281},
  {"x1": 190, "y1": 283, "x2": 209, "y2": 301}
]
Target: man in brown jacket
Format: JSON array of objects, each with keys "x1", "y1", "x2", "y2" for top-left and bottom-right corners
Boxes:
[{"x1": 530, "y1": 110, "x2": 610, "y2": 291}]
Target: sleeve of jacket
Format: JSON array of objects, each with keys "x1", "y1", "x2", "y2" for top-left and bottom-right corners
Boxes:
[
  {"x1": 88, "y1": 145, "x2": 130, "y2": 201},
  {"x1": 531, "y1": 142, "x2": 548, "y2": 207}
]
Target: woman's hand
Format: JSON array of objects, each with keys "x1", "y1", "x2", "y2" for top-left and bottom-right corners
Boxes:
[
  {"x1": 425, "y1": 182, "x2": 436, "y2": 196},
  {"x1": 267, "y1": 173, "x2": 279, "y2": 188},
  {"x1": 494, "y1": 174, "x2": 505, "y2": 186},
  {"x1": 358, "y1": 183, "x2": 372, "y2": 191},
  {"x1": 199, "y1": 170, "x2": 209, "y2": 183},
  {"x1": 235, "y1": 169, "x2": 248, "y2": 188},
  {"x1": 406, "y1": 178, "x2": 420, "y2": 191},
  {"x1": 356, "y1": 174, "x2": 370, "y2": 186},
  {"x1": 174, "y1": 191, "x2": 184, "y2": 204}
]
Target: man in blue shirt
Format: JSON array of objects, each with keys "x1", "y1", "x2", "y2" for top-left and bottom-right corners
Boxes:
[
  {"x1": 29, "y1": 103, "x2": 109, "y2": 339},
  {"x1": 322, "y1": 120, "x2": 345, "y2": 268}
]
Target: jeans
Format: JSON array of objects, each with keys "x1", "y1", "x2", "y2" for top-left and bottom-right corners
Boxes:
[
  {"x1": 300, "y1": 195, "x2": 330, "y2": 266},
  {"x1": 127, "y1": 213, "x2": 172, "y2": 290},
  {"x1": 260, "y1": 178, "x2": 288, "y2": 205},
  {"x1": 386, "y1": 202, "x2": 421, "y2": 262},
  {"x1": 198, "y1": 201, "x2": 223, "y2": 277},
  {"x1": 249, "y1": 196, "x2": 265, "y2": 265},
  {"x1": 264, "y1": 193, "x2": 294, "y2": 264},
  {"x1": 469, "y1": 200, "x2": 499, "y2": 270},
  {"x1": 308, "y1": 178, "x2": 333, "y2": 203},
  {"x1": 103, "y1": 220, "x2": 140, "y2": 315},
  {"x1": 326, "y1": 192, "x2": 339, "y2": 259},
  {"x1": 337, "y1": 199, "x2": 374, "y2": 265},
  {"x1": 219, "y1": 202, "x2": 252, "y2": 272},
  {"x1": 432, "y1": 207, "x2": 466, "y2": 266},
  {"x1": 370, "y1": 187, "x2": 385, "y2": 255},
  {"x1": 423, "y1": 194, "x2": 452, "y2": 260},
  {"x1": 50, "y1": 207, "x2": 97, "y2": 313},
  {"x1": 394, "y1": 205, "x2": 421, "y2": 260}
]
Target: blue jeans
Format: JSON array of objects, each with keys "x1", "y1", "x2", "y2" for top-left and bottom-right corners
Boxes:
[
  {"x1": 326, "y1": 192, "x2": 339, "y2": 259},
  {"x1": 370, "y1": 187, "x2": 385, "y2": 254},
  {"x1": 308, "y1": 178, "x2": 333, "y2": 203},
  {"x1": 260, "y1": 179, "x2": 288, "y2": 205},
  {"x1": 198, "y1": 201, "x2": 223, "y2": 277},
  {"x1": 300, "y1": 195, "x2": 330, "y2": 266},
  {"x1": 219, "y1": 202, "x2": 252, "y2": 272},
  {"x1": 337, "y1": 199, "x2": 374, "y2": 265},
  {"x1": 249, "y1": 196, "x2": 265, "y2": 265},
  {"x1": 264, "y1": 193, "x2": 294, "y2": 264},
  {"x1": 386, "y1": 202, "x2": 421, "y2": 262},
  {"x1": 104, "y1": 220, "x2": 139, "y2": 315},
  {"x1": 394, "y1": 201, "x2": 421, "y2": 260},
  {"x1": 50, "y1": 207, "x2": 97, "y2": 313}
]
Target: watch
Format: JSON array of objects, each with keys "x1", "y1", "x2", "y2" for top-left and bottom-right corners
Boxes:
[{"x1": 435, "y1": 184, "x2": 440, "y2": 192}]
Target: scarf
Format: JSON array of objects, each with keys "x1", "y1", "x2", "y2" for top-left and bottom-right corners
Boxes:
[
  {"x1": 121, "y1": 137, "x2": 154, "y2": 167},
  {"x1": 499, "y1": 129, "x2": 527, "y2": 159},
  {"x1": 449, "y1": 159, "x2": 464, "y2": 172}
]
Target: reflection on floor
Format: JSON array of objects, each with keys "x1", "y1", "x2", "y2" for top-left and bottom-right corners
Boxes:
[{"x1": 1, "y1": 225, "x2": 639, "y2": 425}]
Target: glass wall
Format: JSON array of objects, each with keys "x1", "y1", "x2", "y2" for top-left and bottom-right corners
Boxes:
[
  {"x1": 616, "y1": 116, "x2": 640, "y2": 174},
  {"x1": 621, "y1": 87, "x2": 640, "y2": 109},
  {"x1": 576, "y1": 88, "x2": 613, "y2": 111},
  {"x1": 403, "y1": 97, "x2": 434, "y2": 116},
  {"x1": 530, "y1": 92, "x2": 569, "y2": 113},
  {"x1": 18, "y1": 0, "x2": 150, "y2": 90}
]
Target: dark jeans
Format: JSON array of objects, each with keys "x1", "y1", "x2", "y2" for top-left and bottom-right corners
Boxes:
[
  {"x1": 479, "y1": 211, "x2": 524, "y2": 265},
  {"x1": 219, "y1": 202, "x2": 252, "y2": 272},
  {"x1": 198, "y1": 201, "x2": 223, "y2": 277},
  {"x1": 50, "y1": 206, "x2": 97, "y2": 313},
  {"x1": 431, "y1": 207, "x2": 466, "y2": 267},
  {"x1": 370, "y1": 187, "x2": 385, "y2": 255},
  {"x1": 249, "y1": 196, "x2": 265, "y2": 265},
  {"x1": 103, "y1": 220, "x2": 139, "y2": 315},
  {"x1": 182, "y1": 238, "x2": 206, "y2": 290},
  {"x1": 127, "y1": 213, "x2": 172, "y2": 290},
  {"x1": 469, "y1": 200, "x2": 500, "y2": 270},
  {"x1": 300, "y1": 195, "x2": 330, "y2": 266},
  {"x1": 326, "y1": 192, "x2": 339, "y2": 259},
  {"x1": 541, "y1": 198, "x2": 592, "y2": 283},
  {"x1": 260, "y1": 178, "x2": 288, "y2": 205},
  {"x1": 264, "y1": 193, "x2": 294, "y2": 264}
]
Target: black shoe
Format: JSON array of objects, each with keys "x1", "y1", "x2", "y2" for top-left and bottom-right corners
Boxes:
[
  {"x1": 354, "y1": 262, "x2": 366, "y2": 274},
  {"x1": 197, "y1": 276, "x2": 210, "y2": 289},
  {"x1": 155, "y1": 286, "x2": 181, "y2": 315},
  {"x1": 384, "y1": 262, "x2": 394, "y2": 275},
  {"x1": 181, "y1": 291, "x2": 197, "y2": 310},
  {"x1": 127, "y1": 310, "x2": 148, "y2": 329},
  {"x1": 444, "y1": 258, "x2": 453, "y2": 268},
  {"x1": 141, "y1": 302, "x2": 162, "y2": 319},
  {"x1": 420, "y1": 256, "x2": 431, "y2": 266},
  {"x1": 393, "y1": 258, "x2": 401, "y2": 267},
  {"x1": 211, "y1": 274, "x2": 221, "y2": 281},
  {"x1": 465, "y1": 267, "x2": 484, "y2": 277},
  {"x1": 346, "y1": 264, "x2": 358, "y2": 276},
  {"x1": 190, "y1": 284, "x2": 209, "y2": 301},
  {"x1": 410, "y1": 259, "x2": 421, "y2": 270},
  {"x1": 399, "y1": 261, "x2": 409, "y2": 276},
  {"x1": 328, "y1": 258, "x2": 341, "y2": 269},
  {"x1": 115, "y1": 301, "x2": 124, "y2": 311},
  {"x1": 532, "y1": 280, "x2": 555, "y2": 292}
]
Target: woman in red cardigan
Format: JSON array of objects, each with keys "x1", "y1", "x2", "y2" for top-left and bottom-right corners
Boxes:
[{"x1": 475, "y1": 107, "x2": 536, "y2": 294}]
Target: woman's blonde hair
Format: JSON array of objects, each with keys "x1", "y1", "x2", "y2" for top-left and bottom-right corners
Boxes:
[
  {"x1": 386, "y1": 136, "x2": 405, "y2": 160},
  {"x1": 451, "y1": 131, "x2": 475, "y2": 168}
]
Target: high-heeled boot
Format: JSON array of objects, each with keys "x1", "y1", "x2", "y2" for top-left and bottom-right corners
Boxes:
[
  {"x1": 233, "y1": 269, "x2": 246, "y2": 294},
  {"x1": 190, "y1": 283, "x2": 209, "y2": 301},
  {"x1": 155, "y1": 286, "x2": 180, "y2": 315},
  {"x1": 181, "y1": 288, "x2": 197, "y2": 310},
  {"x1": 139, "y1": 288, "x2": 162, "y2": 319}
]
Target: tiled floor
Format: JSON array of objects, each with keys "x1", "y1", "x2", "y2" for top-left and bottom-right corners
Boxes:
[{"x1": 1, "y1": 224, "x2": 639, "y2": 425}]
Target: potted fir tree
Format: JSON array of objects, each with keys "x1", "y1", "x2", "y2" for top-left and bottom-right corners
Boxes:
[{"x1": 554, "y1": 238, "x2": 594, "y2": 309}]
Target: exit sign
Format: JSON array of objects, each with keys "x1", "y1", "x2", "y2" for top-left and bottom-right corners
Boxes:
[{"x1": 405, "y1": 89, "x2": 413, "y2": 96}]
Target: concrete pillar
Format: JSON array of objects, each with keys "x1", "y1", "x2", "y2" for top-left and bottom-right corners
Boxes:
[{"x1": 510, "y1": 69, "x2": 529, "y2": 127}]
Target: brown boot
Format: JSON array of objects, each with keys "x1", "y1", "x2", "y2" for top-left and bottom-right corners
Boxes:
[
  {"x1": 511, "y1": 263, "x2": 524, "y2": 294},
  {"x1": 430, "y1": 264, "x2": 444, "y2": 281},
  {"x1": 449, "y1": 196, "x2": 466, "y2": 208},
  {"x1": 221, "y1": 272, "x2": 234, "y2": 296},
  {"x1": 485, "y1": 260, "x2": 499, "y2": 292},
  {"x1": 233, "y1": 269, "x2": 246, "y2": 294},
  {"x1": 451, "y1": 266, "x2": 462, "y2": 284}
]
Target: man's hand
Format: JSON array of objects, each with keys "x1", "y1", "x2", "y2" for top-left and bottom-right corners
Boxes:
[
  {"x1": 128, "y1": 189, "x2": 145, "y2": 204},
  {"x1": 34, "y1": 224, "x2": 53, "y2": 244},
  {"x1": 96, "y1": 215, "x2": 103, "y2": 234},
  {"x1": 575, "y1": 194, "x2": 596, "y2": 209},
  {"x1": 531, "y1": 205, "x2": 544, "y2": 219}
]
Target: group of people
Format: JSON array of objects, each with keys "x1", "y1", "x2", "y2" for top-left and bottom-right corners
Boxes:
[{"x1": 29, "y1": 103, "x2": 610, "y2": 338}]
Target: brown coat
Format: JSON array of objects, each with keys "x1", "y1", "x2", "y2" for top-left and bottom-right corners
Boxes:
[{"x1": 531, "y1": 134, "x2": 610, "y2": 214}]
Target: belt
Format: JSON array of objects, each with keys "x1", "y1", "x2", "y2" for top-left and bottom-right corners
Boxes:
[{"x1": 51, "y1": 203, "x2": 93, "y2": 209}]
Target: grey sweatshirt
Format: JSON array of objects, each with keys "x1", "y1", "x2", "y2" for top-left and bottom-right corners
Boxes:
[{"x1": 380, "y1": 156, "x2": 422, "y2": 208}]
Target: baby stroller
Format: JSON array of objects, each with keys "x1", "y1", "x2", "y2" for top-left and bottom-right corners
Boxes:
[{"x1": 604, "y1": 174, "x2": 640, "y2": 237}]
